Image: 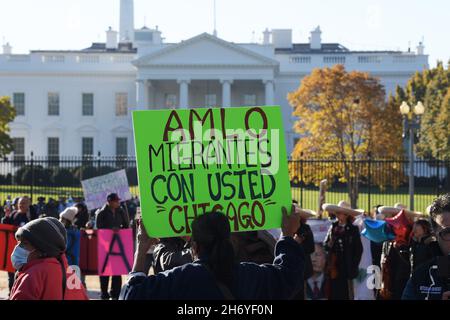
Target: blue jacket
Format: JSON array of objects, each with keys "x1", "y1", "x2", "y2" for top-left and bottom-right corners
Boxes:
[{"x1": 120, "y1": 236, "x2": 304, "y2": 300}]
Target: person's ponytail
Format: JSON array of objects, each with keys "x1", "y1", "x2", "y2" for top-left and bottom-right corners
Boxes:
[
  {"x1": 208, "y1": 237, "x2": 235, "y2": 288},
  {"x1": 192, "y1": 212, "x2": 235, "y2": 290}
]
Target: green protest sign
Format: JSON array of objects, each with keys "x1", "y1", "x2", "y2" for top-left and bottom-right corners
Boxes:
[{"x1": 132, "y1": 106, "x2": 291, "y2": 237}]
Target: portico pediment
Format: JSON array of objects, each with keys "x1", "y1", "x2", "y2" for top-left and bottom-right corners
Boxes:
[{"x1": 133, "y1": 33, "x2": 278, "y2": 67}]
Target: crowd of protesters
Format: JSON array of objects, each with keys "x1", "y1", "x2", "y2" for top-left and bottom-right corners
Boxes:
[{"x1": 0, "y1": 192, "x2": 449, "y2": 300}]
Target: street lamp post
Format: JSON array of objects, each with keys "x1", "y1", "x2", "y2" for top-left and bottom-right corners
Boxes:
[{"x1": 399, "y1": 101, "x2": 425, "y2": 211}]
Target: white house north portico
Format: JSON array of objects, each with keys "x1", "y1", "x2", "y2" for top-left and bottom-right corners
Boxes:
[
  {"x1": 0, "y1": 0, "x2": 429, "y2": 158},
  {"x1": 133, "y1": 33, "x2": 278, "y2": 111}
]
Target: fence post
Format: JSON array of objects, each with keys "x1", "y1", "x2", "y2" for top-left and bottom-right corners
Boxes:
[
  {"x1": 30, "y1": 151, "x2": 34, "y2": 203},
  {"x1": 436, "y1": 152, "x2": 440, "y2": 197},
  {"x1": 97, "y1": 151, "x2": 101, "y2": 169},
  {"x1": 300, "y1": 152, "x2": 304, "y2": 207},
  {"x1": 367, "y1": 152, "x2": 372, "y2": 212}
]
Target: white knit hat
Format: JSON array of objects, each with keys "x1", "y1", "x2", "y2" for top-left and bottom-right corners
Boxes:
[{"x1": 59, "y1": 207, "x2": 78, "y2": 224}]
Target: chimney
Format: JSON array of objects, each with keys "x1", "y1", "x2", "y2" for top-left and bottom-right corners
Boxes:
[
  {"x1": 120, "y1": 0, "x2": 135, "y2": 43},
  {"x1": 2, "y1": 42, "x2": 12, "y2": 54},
  {"x1": 106, "y1": 27, "x2": 118, "y2": 49},
  {"x1": 263, "y1": 28, "x2": 271, "y2": 45},
  {"x1": 310, "y1": 26, "x2": 322, "y2": 50},
  {"x1": 272, "y1": 29, "x2": 292, "y2": 49},
  {"x1": 417, "y1": 42, "x2": 425, "y2": 55}
]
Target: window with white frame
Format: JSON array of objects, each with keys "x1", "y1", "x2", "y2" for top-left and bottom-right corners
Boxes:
[
  {"x1": 48, "y1": 92, "x2": 60, "y2": 116},
  {"x1": 48, "y1": 137, "x2": 59, "y2": 163},
  {"x1": 82, "y1": 137, "x2": 94, "y2": 156},
  {"x1": 115, "y1": 93, "x2": 128, "y2": 116},
  {"x1": 243, "y1": 94, "x2": 257, "y2": 106},
  {"x1": 13, "y1": 93, "x2": 25, "y2": 116},
  {"x1": 116, "y1": 137, "x2": 128, "y2": 156},
  {"x1": 82, "y1": 93, "x2": 94, "y2": 116},
  {"x1": 12, "y1": 137, "x2": 25, "y2": 162},
  {"x1": 204, "y1": 94, "x2": 217, "y2": 107},
  {"x1": 165, "y1": 94, "x2": 177, "y2": 108}
]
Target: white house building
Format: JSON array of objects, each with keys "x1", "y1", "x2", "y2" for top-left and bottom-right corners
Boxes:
[{"x1": 0, "y1": 0, "x2": 429, "y2": 159}]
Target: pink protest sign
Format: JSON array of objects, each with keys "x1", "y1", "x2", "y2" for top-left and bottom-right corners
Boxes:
[{"x1": 97, "y1": 229, "x2": 134, "y2": 276}]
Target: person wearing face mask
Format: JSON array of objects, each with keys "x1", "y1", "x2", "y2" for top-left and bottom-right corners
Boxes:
[
  {"x1": 9, "y1": 217, "x2": 89, "y2": 300},
  {"x1": 1, "y1": 197, "x2": 30, "y2": 295}
]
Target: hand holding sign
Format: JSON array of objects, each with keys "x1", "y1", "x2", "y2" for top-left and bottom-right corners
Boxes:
[
  {"x1": 281, "y1": 205, "x2": 300, "y2": 238},
  {"x1": 135, "y1": 207, "x2": 159, "y2": 253}
]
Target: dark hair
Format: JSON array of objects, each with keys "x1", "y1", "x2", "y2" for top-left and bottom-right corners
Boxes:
[
  {"x1": 413, "y1": 219, "x2": 432, "y2": 236},
  {"x1": 429, "y1": 193, "x2": 450, "y2": 229},
  {"x1": 74, "y1": 202, "x2": 87, "y2": 214},
  {"x1": 191, "y1": 212, "x2": 235, "y2": 289}
]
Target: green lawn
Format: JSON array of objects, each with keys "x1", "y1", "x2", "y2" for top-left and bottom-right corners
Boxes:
[{"x1": 0, "y1": 184, "x2": 438, "y2": 214}]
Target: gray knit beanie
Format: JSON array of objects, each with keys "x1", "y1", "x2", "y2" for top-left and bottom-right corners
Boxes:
[{"x1": 16, "y1": 217, "x2": 67, "y2": 258}]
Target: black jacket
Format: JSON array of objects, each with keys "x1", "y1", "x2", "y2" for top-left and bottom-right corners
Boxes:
[
  {"x1": 120, "y1": 236, "x2": 305, "y2": 300},
  {"x1": 231, "y1": 231, "x2": 275, "y2": 265},
  {"x1": 73, "y1": 209, "x2": 90, "y2": 230},
  {"x1": 409, "y1": 235, "x2": 436, "y2": 274},
  {"x1": 323, "y1": 221, "x2": 363, "y2": 280},
  {"x1": 296, "y1": 223, "x2": 315, "y2": 279},
  {"x1": 1, "y1": 211, "x2": 29, "y2": 227},
  {"x1": 152, "y1": 238, "x2": 193, "y2": 274},
  {"x1": 95, "y1": 204, "x2": 130, "y2": 229},
  {"x1": 379, "y1": 241, "x2": 411, "y2": 300},
  {"x1": 402, "y1": 243, "x2": 448, "y2": 300}
]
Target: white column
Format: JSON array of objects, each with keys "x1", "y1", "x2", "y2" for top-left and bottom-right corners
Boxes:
[
  {"x1": 136, "y1": 79, "x2": 148, "y2": 110},
  {"x1": 177, "y1": 79, "x2": 190, "y2": 109},
  {"x1": 263, "y1": 79, "x2": 275, "y2": 106},
  {"x1": 220, "y1": 79, "x2": 233, "y2": 107}
]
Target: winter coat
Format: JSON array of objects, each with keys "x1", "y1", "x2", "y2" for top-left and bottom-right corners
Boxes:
[
  {"x1": 10, "y1": 255, "x2": 89, "y2": 300},
  {"x1": 323, "y1": 221, "x2": 363, "y2": 280},
  {"x1": 409, "y1": 235, "x2": 436, "y2": 274},
  {"x1": 402, "y1": 243, "x2": 447, "y2": 300},
  {"x1": 152, "y1": 238, "x2": 193, "y2": 274},
  {"x1": 120, "y1": 236, "x2": 305, "y2": 300},
  {"x1": 95, "y1": 204, "x2": 129, "y2": 230}
]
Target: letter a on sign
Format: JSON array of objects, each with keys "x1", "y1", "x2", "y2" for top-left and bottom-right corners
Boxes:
[{"x1": 97, "y1": 229, "x2": 134, "y2": 276}]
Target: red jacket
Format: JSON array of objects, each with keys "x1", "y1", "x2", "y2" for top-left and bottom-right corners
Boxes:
[{"x1": 10, "y1": 255, "x2": 89, "y2": 300}]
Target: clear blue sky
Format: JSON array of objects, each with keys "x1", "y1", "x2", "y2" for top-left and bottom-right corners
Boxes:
[{"x1": 0, "y1": 0, "x2": 448, "y2": 67}]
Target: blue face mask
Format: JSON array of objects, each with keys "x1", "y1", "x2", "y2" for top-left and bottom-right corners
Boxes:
[{"x1": 11, "y1": 245, "x2": 31, "y2": 270}]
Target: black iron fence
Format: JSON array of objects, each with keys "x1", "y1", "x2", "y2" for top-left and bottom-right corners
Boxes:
[
  {"x1": 0, "y1": 153, "x2": 139, "y2": 203},
  {"x1": 289, "y1": 158, "x2": 450, "y2": 214},
  {"x1": 0, "y1": 154, "x2": 449, "y2": 214}
]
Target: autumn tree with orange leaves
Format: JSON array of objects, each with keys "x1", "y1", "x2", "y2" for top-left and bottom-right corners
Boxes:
[{"x1": 288, "y1": 64, "x2": 405, "y2": 208}]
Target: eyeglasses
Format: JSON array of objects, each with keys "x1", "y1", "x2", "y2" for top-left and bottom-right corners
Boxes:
[{"x1": 437, "y1": 227, "x2": 450, "y2": 241}]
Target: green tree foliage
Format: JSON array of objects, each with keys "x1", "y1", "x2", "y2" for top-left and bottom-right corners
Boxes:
[
  {"x1": 0, "y1": 96, "x2": 16, "y2": 157},
  {"x1": 289, "y1": 65, "x2": 405, "y2": 208},
  {"x1": 393, "y1": 62, "x2": 450, "y2": 159}
]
